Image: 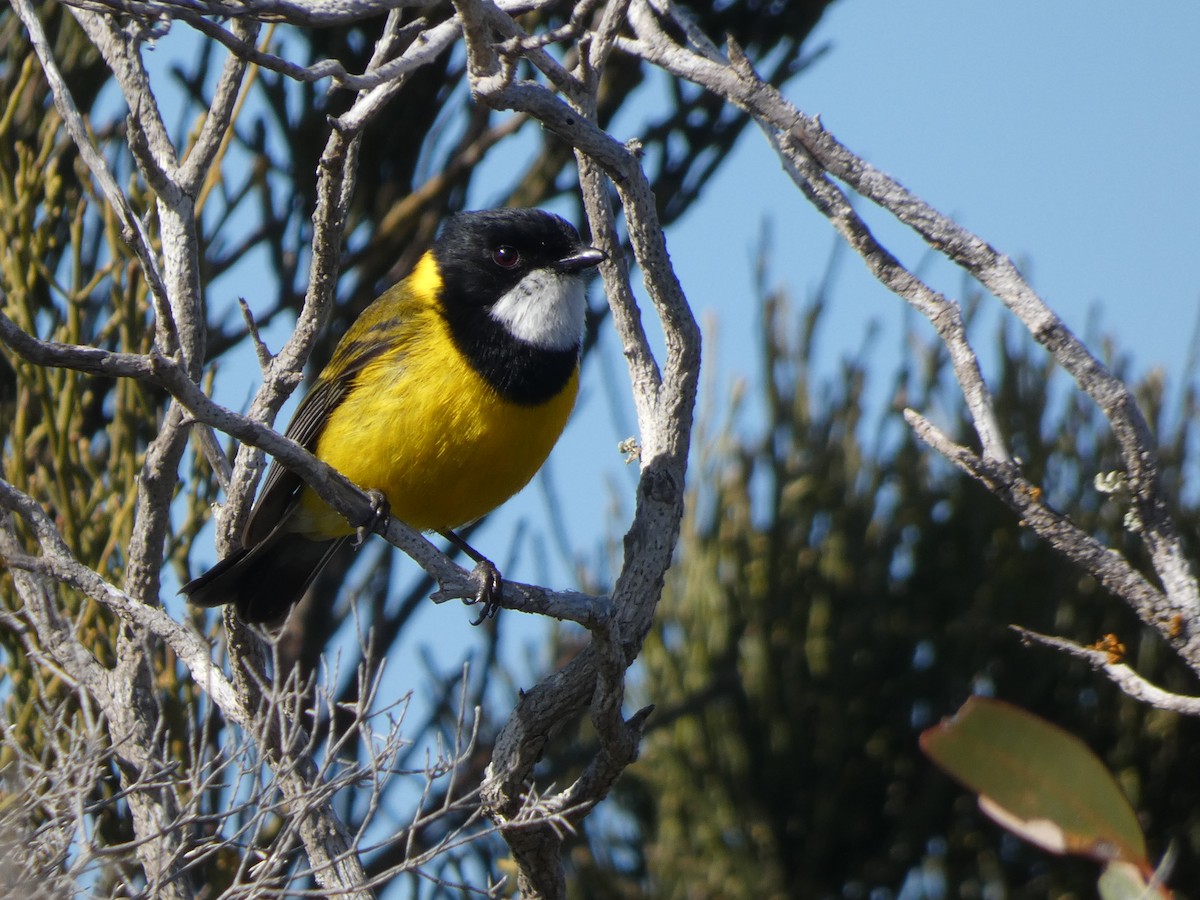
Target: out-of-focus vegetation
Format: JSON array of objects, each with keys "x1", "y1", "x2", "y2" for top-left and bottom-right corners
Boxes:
[{"x1": 564, "y1": 272, "x2": 1200, "y2": 897}]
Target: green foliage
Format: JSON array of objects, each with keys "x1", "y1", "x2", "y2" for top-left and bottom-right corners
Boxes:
[{"x1": 577, "y1": 277, "x2": 1200, "y2": 897}]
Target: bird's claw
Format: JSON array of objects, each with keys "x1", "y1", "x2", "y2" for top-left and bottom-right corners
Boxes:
[
  {"x1": 466, "y1": 559, "x2": 503, "y2": 626},
  {"x1": 355, "y1": 489, "x2": 390, "y2": 547}
]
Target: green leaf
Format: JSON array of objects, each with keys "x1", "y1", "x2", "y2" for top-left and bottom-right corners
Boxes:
[{"x1": 920, "y1": 696, "x2": 1148, "y2": 866}]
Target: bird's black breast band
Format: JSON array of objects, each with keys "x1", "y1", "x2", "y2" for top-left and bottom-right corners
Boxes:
[{"x1": 440, "y1": 303, "x2": 580, "y2": 406}]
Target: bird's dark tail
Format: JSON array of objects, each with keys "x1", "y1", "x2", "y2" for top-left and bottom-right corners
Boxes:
[{"x1": 182, "y1": 532, "x2": 347, "y2": 624}]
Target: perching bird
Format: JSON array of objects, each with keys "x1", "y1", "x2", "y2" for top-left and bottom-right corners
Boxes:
[{"x1": 183, "y1": 208, "x2": 605, "y2": 624}]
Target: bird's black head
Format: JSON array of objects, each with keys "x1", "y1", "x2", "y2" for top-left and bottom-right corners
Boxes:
[
  {"x1": 433, "y1": 209, "x2": 605, "y2": 405},
  {"x1": 433, "y1": 208, "x2": 604, "y2": 308}
]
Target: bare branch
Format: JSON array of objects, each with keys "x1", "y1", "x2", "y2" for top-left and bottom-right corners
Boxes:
[
  {"x1": 449, "y1": 1, "x2": 701, "y2": 892},
  {"x1": 1013, "y1": 627, "x2": 1200, "y2": 717},
  {"x1": 178, "y1": 17, "x2": 261, "y2": 192},
  {"x1": 902, "y1": 410, "x2": 1175, "y2": 631},
  {"x1": 66, "y1": 0, "x2": 431, "y2": 28},
  {"x1": 0, "y1": 479, "x2": 248, "y2": 727},
  {"x1": 0, "y1": 497, "x2": 199, "y2": 895}
]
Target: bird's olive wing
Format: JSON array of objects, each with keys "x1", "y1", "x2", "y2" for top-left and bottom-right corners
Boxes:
[{"x1": 242, "y1": 339, "x2": 392, "y2": 548}]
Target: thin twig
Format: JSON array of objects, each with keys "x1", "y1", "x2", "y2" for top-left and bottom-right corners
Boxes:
[{"x1": 1012, "y1": 626, "x2": 1200, "y2": 716}]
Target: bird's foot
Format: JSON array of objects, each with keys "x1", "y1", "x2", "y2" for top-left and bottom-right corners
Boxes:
[
  {"x1": 355, "y1": 489, "x2": 390, "y2": 547},
  {"x1": 466, "y1": 558, "x2": 503, "y2": 626}
]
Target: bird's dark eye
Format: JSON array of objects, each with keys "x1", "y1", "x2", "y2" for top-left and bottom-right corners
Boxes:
[{"x1": 491, "y1": 245, "x2": 520, "y2": 269}]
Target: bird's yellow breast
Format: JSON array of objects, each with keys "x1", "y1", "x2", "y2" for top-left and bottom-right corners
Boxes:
[{"x1": 293, "y1": 269, "x2": 579, "y2": 539}]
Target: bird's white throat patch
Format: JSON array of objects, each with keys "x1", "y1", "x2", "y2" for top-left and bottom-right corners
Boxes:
[{"x1": 489, "y1": 270, "x2": 586, "y2": 350}]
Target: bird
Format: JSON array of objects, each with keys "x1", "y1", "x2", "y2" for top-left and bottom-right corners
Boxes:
[{"x1": 182, "y1": 208, "x2": 605, "y2": 624}]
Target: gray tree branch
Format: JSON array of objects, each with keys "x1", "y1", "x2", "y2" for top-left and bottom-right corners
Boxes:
[{"x1": 449, "y1": 0, "x2": 700, "y2": 894}]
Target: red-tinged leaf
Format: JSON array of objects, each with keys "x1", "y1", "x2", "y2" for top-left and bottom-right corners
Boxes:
[{"x1": 920, "y1": 696, "x2": 1148, "y2": 867}]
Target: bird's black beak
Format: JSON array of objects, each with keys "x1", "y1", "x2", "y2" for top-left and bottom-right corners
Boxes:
[{"x1": 556, "y1": 246, "x2": 607, "y2": 273}]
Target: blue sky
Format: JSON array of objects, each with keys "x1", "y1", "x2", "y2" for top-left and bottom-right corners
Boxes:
[
  {"x1": 472, "y1": 1, "x2": 1200, "y2": 678},
  {"x1": 670, "y1": 2, "x2": 1200, "y2": 399}
]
